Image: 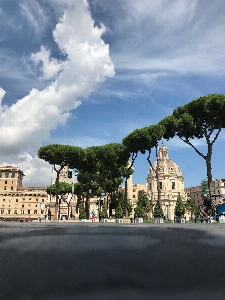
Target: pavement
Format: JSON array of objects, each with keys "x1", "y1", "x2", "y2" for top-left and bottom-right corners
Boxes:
[{"x1": 1, "y1": 222, "x2": 225, "y2": 299}]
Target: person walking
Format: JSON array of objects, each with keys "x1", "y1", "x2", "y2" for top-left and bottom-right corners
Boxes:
[{"x1": 91, "y1": 211, "x2": 96, "y2": 222}]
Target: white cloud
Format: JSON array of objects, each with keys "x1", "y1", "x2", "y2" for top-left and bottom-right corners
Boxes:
[
  {"x1": 29, "y1": 46, "x2": 64, "y2": 80},
  {"x1": 0, "y1": 87, "x2": 6, "y2": 106},
  {"x1": 0, "y1": 0, "x2": 114, "y2": 186},
  {"x1": 110, "y1": 0, "x2": 225, "y2": 76},
  {"x1": 19, "y1": 0, "x2": 51, "y2": 37}
]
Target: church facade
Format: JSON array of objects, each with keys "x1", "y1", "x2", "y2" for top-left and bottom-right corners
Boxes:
[{"x1": 147, "y1": 144, "x2": 186, "y2": 220}]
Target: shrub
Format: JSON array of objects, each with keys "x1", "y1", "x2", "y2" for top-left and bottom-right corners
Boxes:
[
  {"x1": 100, "y1": 206, "x2": 108, "y2": 219},
  {"x1": 79, "y1": 204, "x2": 86, "y2": 220},
  {"x1": 174, "y1": 193, "x2": 186, "y2": 217},
  {"x1": 153, "y1": 199, "x2": 164, "y2": 218}
]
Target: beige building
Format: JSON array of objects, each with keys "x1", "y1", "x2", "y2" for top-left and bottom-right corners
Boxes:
[
  {"x1": 212, "y1": 179, "x2": 225, "y2": 200},
  {"x1": 185, "y1": 179, "x2": 225, "y2": 206},
  {"x1": 0, "y1": 165, "x2": 24, "y2": 191},
  {"x1": 147, "y1": 144, "x2": 186, "y2": 219},
  {"x1": 119, "y1": 181, "x2": 148, "y2": 217},
  {"x1": 185, "y1": 185, "x2": 202, "y2": 205},
  {"x1": 0, "y1": 166, "x2": 48, "y2": 221}
]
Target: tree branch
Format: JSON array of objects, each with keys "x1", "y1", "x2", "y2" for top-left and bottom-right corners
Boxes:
[{"x1": 180, "y1": 137, "x2": 206, "y2": 160}]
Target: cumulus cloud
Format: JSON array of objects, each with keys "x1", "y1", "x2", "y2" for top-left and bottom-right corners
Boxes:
[
  {"x1": 0, "y1": 0, "x2": 114, "y2": 186},
  {"x1": 0, "y1": 87, "x2": 6, "y2": 105},
  {"x1": 29, "y1": 46, "x2": 64, "y2": 80}
]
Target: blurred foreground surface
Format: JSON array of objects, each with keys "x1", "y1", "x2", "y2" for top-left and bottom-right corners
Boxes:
[{"x1": 1, "y1": 222, "x2": 225, "y2": 300}]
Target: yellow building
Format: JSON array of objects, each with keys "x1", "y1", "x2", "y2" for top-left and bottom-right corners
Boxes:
[{"x1": 0, "y1": 166, "x2": 48, "y2": 221}]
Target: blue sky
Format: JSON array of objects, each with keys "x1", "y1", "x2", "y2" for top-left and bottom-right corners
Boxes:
[{"x1": 0, "y1": 0, "x2": 225, "y2": 187}]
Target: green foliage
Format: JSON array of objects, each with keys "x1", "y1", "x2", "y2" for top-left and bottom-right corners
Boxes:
[
  {"x1": 78, "y1": 143, "x2": 130, "y2": 197},
  {"x1": 115, "y1": 192, "x2": 132, "y2": 218},
  {"x1": 201, "y1": 179, "x2": 209, "y2": 195},
  {"x1": 37, "y1": 144, "x2": 84, "y2": 169},
  {"x1": 123, "y1": 124, "x2": 165, "y2": 155},
  {"x1": 115, "y1": 200, "x2": 124, "y2": 218},
  {"x1": 174, "y1": 193, "x2": 186, "y2": 217},
  {"x1": 160, "y1": 94, "x2": 225, "y2": 197},
  {"x1": 185, "y1": 197, "x2": 198, "y2": 219},
  {"x1": 46, "y1": 182, "x2": 72, "y2": 196},
  {"x1": 100, "y1": 206, "x2": 108, "y2": 219},
  {"x1": 79, "y1": 204, "x2": 86, "y2": 220},
  {"x1": 153, "y1": 199, "x2": 164, "y2": 218},
  {"x1": 134, "y1": 191, "x2": 152, "y2": 219}
]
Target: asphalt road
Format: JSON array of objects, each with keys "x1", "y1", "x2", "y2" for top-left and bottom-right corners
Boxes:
[{"x1": 1, "y1": 222, "x2": 225, "y2": 300}]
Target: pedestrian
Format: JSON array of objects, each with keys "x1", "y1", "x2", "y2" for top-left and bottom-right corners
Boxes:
[
  {"x1": 91, "y1": 211, "x2": 96, "y2": 222},
  {"x1": 199, "y1": 194, "x2": 211, "y2": 219}
]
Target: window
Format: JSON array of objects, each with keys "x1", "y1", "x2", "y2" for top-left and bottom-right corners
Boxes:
[
  {"x1": 12, "y1": 181, "x2": 14, "y2": 184},
  {"x1": 1, "y1": 209, "x2": 4, "y2": 214},
  {"x1": 16, "y1": 199, "x2": 18, "y2": 202},
  {"x1": 159, "y1": 182, "x2": 162, "y2": 189},
  {"x1": 149, "y1": 183, "x2": 152, "y2": 190},
  {"x1": 11, "y1": 173, "x2": 15, "y2": 178},
  {"x1": 34, "y1": 210, "x2": 38, "y2": 214},
  {"x1": 0, "y1": 172, "x2": 2, "y2": 178},
  {"x1": 42, "y1": 199, "x2": 45, "y2": 202},
  {"x1": 21, "y1": 210, "x2": 24, "y2": 214},
  {"x1": 5, "y1": 173, "x2": 9, "y2": 178},
  {"x1": 9, "y1": 199, "x2": 12, "y2": 202},
  {"x1": 22, "y1": 198, "x2": 25, "y2": 202},
  {"x1": 8, "y1": 209, "x2": 11, "y2": 214},
  {"x1": 35, "y1": 204, "x2": 37, "y2": 207},
  {"x1": 22, "y1": 204, "x2": 24, "y2": 208},
  {"x1": 133, "y1": 195, "x2": 136, "y2": 198},
  {"x1": 36, "y1": 199, "x2": 38, "y2": 202},
  {"x1": 11, "y1": 187, "x2": 13, "y2": 191},
  {"x1": 27, "y1": 209, "x2": 31, "y2": 214},
  {"x1": 172, "y1": 182, "x2": 175, "y2": 189},
  {"x1": 14, "y1": 210, "x2": 17, "y2": 214},
  {"x1": 4, "y1": 187, "x2": 6, "y2": 190},
  {"x1": 29, "y1": 198, "x2": 32, "y2": 201},
  {"x1": 5, "y1": 180, "x2": 7, "y2": 184},
  {"x1": 2, "y1": 199, "x2": 5, "y2": 202}
]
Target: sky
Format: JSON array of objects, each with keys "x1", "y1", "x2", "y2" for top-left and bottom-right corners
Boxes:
[{"x1": 0, "y1": 0, "x2": 225, "y2": 188}]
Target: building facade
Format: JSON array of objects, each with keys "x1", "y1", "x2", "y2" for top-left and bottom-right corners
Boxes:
[
  {"x1": 185, "y1": 179, "x2": 225, "y2": 206},
  {"x1": 147, "y1": 144, "x2": 186, "y2": 219},
  {"x1": 185, "y1": 186, "x2": 202, "y2": 205},
  {"x1": 0, "y1": 166, "x2": 48, "y2": 220}
]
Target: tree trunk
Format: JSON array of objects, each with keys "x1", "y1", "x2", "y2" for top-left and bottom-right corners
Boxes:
[
  {"x1": 124, "y1": 175, "x2": 128, "y2": 217},
  {"x1": 76, "y1": 195, "x2": 81, "y2": 214},
  {"x1": 85, "y1": 193, "x2": 90, "y2": 219},
  {"x1": 206, "y1": 145, "x2": 214, "y2": 206},
  {"x1": 55, "y1": 171, "x2": 59, "y2": 220},
  {"x1": 155, "y1": 146, "x2": 161, "y2": 202},
  {"x1": 67, "y1": 202, "x2": 70, "y2": 219}
]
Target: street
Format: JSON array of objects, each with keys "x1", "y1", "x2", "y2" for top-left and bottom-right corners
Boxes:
[{"x1": 1, "y1": 222, "x2": 225, "y2": 299}]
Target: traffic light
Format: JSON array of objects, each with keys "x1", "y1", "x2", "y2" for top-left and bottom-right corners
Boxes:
[
  {"x1": 96, "y1": 200, "x2": 103, "y2": 206},
  {"x1": 68, "y1": 171, "x2": 72, "y2": 178}
]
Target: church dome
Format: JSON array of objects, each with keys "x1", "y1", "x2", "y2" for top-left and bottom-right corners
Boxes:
[{"x1": 148, "y1": 144, "x2": 183, "y2": 178}]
